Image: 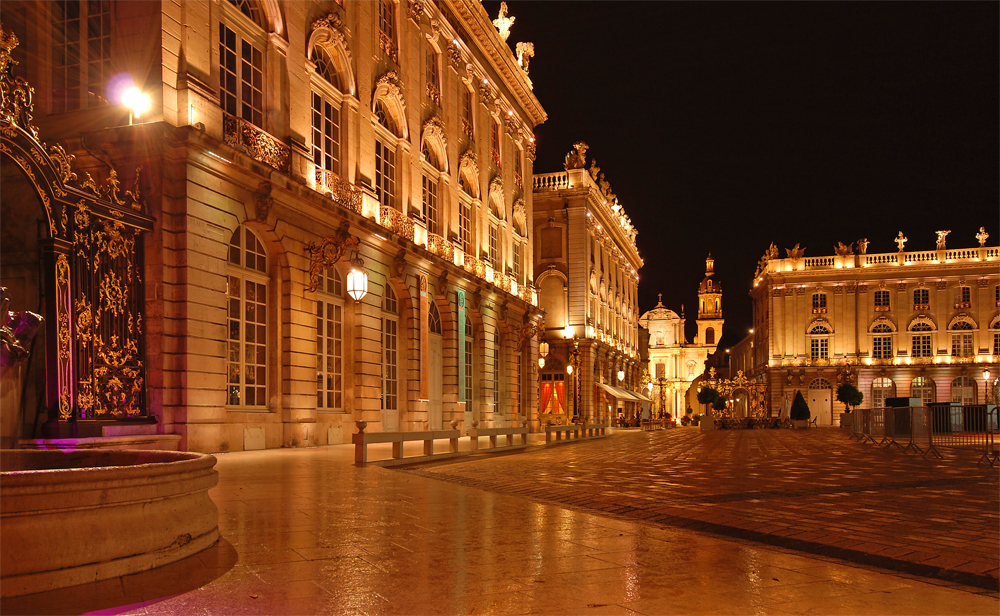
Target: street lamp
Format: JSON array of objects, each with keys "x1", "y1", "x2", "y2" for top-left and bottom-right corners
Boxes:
[
  {"x1": 566, "y1": 339, "x2": 580, "y2": 424},
  {"x1": 346, "y1": 250, "x2": 368, "y2": 303},
  {"x1": 538, "y1": 339, "x2": 549, "y2": 369},
  {"x1": 122, "y1": 86, "x2": 151, "y2": 125}
]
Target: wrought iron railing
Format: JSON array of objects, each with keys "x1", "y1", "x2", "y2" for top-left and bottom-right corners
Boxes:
[
  {"x1": 315, "y1": 169, "x2": 362, "y2": 214},
  {"x1": 223, "y1": 114, "x2": 290, "y2": 174},
  {"x1": 379, "y1": 205, "x2": 414, "y2": 241}
]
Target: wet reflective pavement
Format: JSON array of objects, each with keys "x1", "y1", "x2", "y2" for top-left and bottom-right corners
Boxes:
[{"x1": 5, "y1": 429, "x2": 998, "y2": 615}]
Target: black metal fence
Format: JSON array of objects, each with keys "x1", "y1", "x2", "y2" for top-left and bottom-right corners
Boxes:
[{"x1": 850, "y1": 405, "x2": 999, "y2": 466}]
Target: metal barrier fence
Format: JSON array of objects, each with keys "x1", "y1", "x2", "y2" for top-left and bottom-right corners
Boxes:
[{"x1": 850, "y1": 405, "x2": 999, "y2": 466}]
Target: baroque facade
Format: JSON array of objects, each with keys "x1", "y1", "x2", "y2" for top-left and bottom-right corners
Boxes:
[
  {"x1": 0, "y1": 0, "x2": 546, "y2": 452},
  {"x1": 750, "y1": 235, "x2": 999, "y2": 426},
  {"x1": 638, "y1": 255, "x2": 724, "y2": 418},
  {"x1": 532, "y1": 142, "x2": 647, "y2": 426}
]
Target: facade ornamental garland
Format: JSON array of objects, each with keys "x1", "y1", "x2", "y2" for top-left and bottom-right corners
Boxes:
[
  {"x1": 310, "y1": 13, "x2": 351, "y2": 61},
  {"x1": 524, "y1": 139, "x2": 536, "y2": 162},
  {"x1": 446, "y1": 41, "x2": 463, "y2": 69},
  {"x1": 407, "y1": 0, "x2": 425, "y2": 23},
  {"x1": 304, "y1": 222, "x2": 360, "y2": 294},
  {"x1": 375, "y1": 70, "x2": 403, "y2": 102},
  {"x1": 421, "y1": 115, "x2": 446, "y2": 147},
  {"x1": 459, "y1": 148, "x2": 478, "y2": 177},
  {"x1": 379, "y1": 30, "x2": 398, "y2": 64},
  {"x1": 488, "y1": 176, "x2": 504, "y2": 217}
]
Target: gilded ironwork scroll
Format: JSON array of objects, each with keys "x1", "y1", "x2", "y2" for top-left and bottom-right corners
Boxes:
[{"x1": 304, "y1": 221, "x2": 360, "y2": 293}]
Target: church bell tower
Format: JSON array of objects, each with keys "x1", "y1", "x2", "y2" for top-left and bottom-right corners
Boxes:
[{"x1": 696, "y1": 254, "x2": 724, "y2": 348}]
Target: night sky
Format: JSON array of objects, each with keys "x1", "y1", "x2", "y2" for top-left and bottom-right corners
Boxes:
[{"x1": 487, "y1": 1, "x2": 999, "y2": 344}]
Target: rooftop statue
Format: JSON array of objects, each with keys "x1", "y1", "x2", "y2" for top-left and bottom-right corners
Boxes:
[
  {"x1": 857, "y1": 238, "x2": 869, "y2": 255},
  {"x1": 935, "y1": 229, "x2": 950, "y2": 250},
  {"x1": 785, "y1": 243, "x2": 805, "y2": 260},
  {"x1": 894, "y1": 231, "x2": 908, "y2": 251},
  {"x1": 564, "y1": 141, "x2": 588, "y2": 170},
  {"x1": 834, "y1": 241, "x2": 853, "y2": 257},
  {"x1": 492, "y1": 2, "x2": 515, "y2": 42},
  {"x1": 976, "y1": 226, "x2": 989, "y2": 247},
  {"x1": 516, "y1": 42, "x2": 534, "y2": 74}
]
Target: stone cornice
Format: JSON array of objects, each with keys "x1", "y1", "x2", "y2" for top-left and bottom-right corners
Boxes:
[{"x1": 444, "y1": 0, "x2": 547, "y2": 126}]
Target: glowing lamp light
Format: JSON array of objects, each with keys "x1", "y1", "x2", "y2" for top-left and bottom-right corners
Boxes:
[
  {"x1": 566, "y1": 364, "x2": 574, "y2": 376},
  {"x1": 984, "y1": 367, "x2": 992, "y2": 381},
  {"x1": 563, "y1": 326, "x2": 573, "y2": 339},
  {"x1": 617, "y1": 369, "x2": 625, "y2": 382},
  {"x1": 648, "y1": 382, "x2": 654, "y2": 393},
  {"x1": 346, "y1": 252, "x2": 368, "y2": 303},
  {"x1": 539, "y1": 340, "x2": 549, "y2": 358},
  {"x1": 122, "y1": 87, "x2": 151, "y2": 124},
  {"x1": 538, "y1": 356, "x2": 546, "y2": 369}
]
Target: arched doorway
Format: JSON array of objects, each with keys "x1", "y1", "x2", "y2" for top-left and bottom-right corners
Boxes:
[
  {"x1": 428, "y1": 301, "x2": 443, "y2": 429},
  {"x1": 808, "y1": 378, "x2": 833, "y2": 425},
  {"x1": 872, "y1": 377, "x2": 895, "y2": 408},
  {"x1": 951, "y1": 376, "x2": 977, "y2": 404}
]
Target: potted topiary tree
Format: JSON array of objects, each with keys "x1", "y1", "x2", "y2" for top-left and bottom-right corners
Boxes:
[
  {"x1": 836, "y1": 383, "x2": 864, "y2": 428},
  {"x1": 790, "y1": 390, "x2": 811, "y2": 428},
  {"x1": 697, "y1": 387, "x2": 721, "y2": 432}
]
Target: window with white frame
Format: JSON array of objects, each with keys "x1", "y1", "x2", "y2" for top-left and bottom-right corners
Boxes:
[
  {"x1": 378, "y1": 0, "x2": 395, "y2": 46},
  {"x1": 955, "y1": 285, "x2": 971, "y2": 308},
  {"x1": 490, "y1": 118, "x2": 501, "y2": 168},
  {"x1": 51, "y1": 0, "x2": 112, "y2": 113},
  {"x1": 514, "y1": 146, "x2": 523, "y2": 189},
  {"x1": 994, "y1": 331, "x2": 1000, "y2": 355},
  {"x1": 513, "y1": 240, "x2": 523, "y2": 285},
  {"x1": 872, "y1": 323, "x2": 893, "y2": 359},
  {"x1": 461, "y1": 87, "x2": 474, "y2": 140},
  {"x1": 422, "y1": 173, "x2": 439, "y2": 235},
  {"x1": 871, "y1": 377, "x2": 894, "y2": 408},
  {"x1": 227, "y1": 226, "x2": 268, "y2": 407},
  {"x1": 809, "y1": 325, "x2": 830, "y2": 359},
  {"x1": 219, "y1": 0, "x2": 265, "y2": 128},
  {"x1": 913, "y1": 288, "x2": 929, "y2": 309},
  {"x1": 312, "y1": 92, "x2": 341, "y2": 177},
  {"x1": 488, "y1": 222, "x2": 499, "y2": 269},
  {"x1": 812, "y1": 293, "x2": 827, "y2": 313},
  {"x1": 464, "y1": 317, "x2": 473, "y2": 402},
  {"x1": 950, "y1": 321, "x2": 974, "y2": 357},
  {"x1": 425, "y1": 42, "x2": 440, "y2": 105},
  {"x1": 951, "y1": 376, "x2": 976, "y2": 404},
  {"x1": 381, "y1": 286, "x2": 398, "y2": 411},
  {"x1": 459, "y1": 198, "x2": 472, "y2": 254},
  {"x1": 910, "y1": 377, "x2": 935, "y2": 406},
  {"x1": 374, "y1": 99, "x2": 398, "y2": 208},
  {"x1": 874, "y1": 289, "x2": 890, "y2": 311},
  {"x1": 316, "y1": 268, "x2": 344, "y2": 410},
  {"x1": 492, "y1": 330, "x2": 500, "y2": 411},
  {"x1": 911, "y1": 322, "x2": 933, "y2": 357}
]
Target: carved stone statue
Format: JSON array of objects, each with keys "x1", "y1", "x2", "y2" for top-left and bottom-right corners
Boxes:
[
  {"x1": 515, "y1": 42, "x2": 534, "y2": 73},
  {"x1": 894, "y1": 231, "x2": 908, "y2": 252},
  {"x1": 563, "y1": 141, "x2": 588, "y2": 170},
  {"x1": 492, "y1": 2, "x2": 515, "y2": 42},
  {"x1": 834, "y1": 241, "x2": 853, "y2": 257},
  {"x1": 768, "y1": 242, "x2": 779, "y2": 258},
  {"x1": 0, "y1": 288, "x2": 43, "y2": 368},
  {"x1": 785, "y1": 243, "x2": 805, "y2": 260},
  {"x1": 935, "y1": 230, "x2": 950, "y2": 250},
  {"x1": 976, "y1": 226, "x2": 989, "y2": 247},
  {"x1": 857, "y1": 238, "x2": 869, "y2": 255}
]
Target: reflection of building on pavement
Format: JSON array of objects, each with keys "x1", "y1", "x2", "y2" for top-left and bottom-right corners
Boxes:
[
  {"x1": 639, "y1": 255, "x2": 723, "y2": 419},
  {"x1": 748, "y1": 237, "x2": 999, "y2": 426}
]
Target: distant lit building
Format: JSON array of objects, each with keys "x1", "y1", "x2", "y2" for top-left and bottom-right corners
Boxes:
[
  {"x1": 532, "y1": 142, "x2": 646, "y2": 426},
  {"x1": 0, "y1": 0, "x2": 546, "y2": 452},
  {"x1": 639, "y1": 255, "x2": 723, "y2": 418},
  {"x1": 750, "y1": 236, "x2": 999, "y2": 425}
]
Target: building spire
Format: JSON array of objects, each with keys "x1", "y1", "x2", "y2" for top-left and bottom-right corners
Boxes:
[
  {"x1": 705, "y1": 253, "x2": 714, "y2": 276},
  {"x1": 656, "y1": 292, "x2": 663, "y2": 307}
]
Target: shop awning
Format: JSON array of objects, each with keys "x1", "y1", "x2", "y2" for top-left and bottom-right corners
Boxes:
[
  {"x1": 629, "y1": 389, "x2": 653, "y2": 403},
  {"x1": 597, "y1": 383, "x2": 648, "y2": 403}
]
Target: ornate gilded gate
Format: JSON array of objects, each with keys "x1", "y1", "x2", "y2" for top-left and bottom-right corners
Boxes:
[
  {"x1": 1, "y1": 27, "x2": 153, "y2": 427},
  {"x1": 706, "y1": 370, "x2": 770, "y2": 419}
]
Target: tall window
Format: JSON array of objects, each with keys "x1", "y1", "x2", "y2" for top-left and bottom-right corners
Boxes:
[
  {"x1": 812, "y1": 293, "x2": 827, "y2": 313},
  {"x1": 422, "y1": 174, "x2": 439, "y2": 235},
  {"x1": 951, "y1": 376, "x2": 976, "y2": 404},
  {"x1": 871, "y1": 377, "x2": 894, "y2": 409},
  {"x1": 227, "y1": 226, "x2": 268, "y2": 407},
  {"x1": 911, "y1": 322, "x2": 933, "y2": 358},
  {"x1": 219, "y1": 12, "x2": 264, "y2": 128},
  {"x1": 378, "y1": 0, "x2": 395, "y2": 41},
  {"x1": 540, "y1": 373, "x2": 565, "y2": 414},
  {"x1": 874, "y1": 290, "x2": 890, "y2": 311},
  {"x1": 491, "y1": 119, "x2": 501, "y2": 167},
  {"x1": 488, "y1": 222, "x2": 499, "y2": 269},
  {"x1": 913, "y1": 288, "x2": 929, "y2": 309},
  {"x1": 705, "y1": 327, "x2": 715, "y2": 346},
  {"x1": 382, "y1": 286, "x2": 398, "y2": 411},
  {"x1": 514, "y1": 148, "x2": 523, "y2": 189},
  {"x1": 312, "y1": 92, "x2": 341, "y2": 175},
  {"x1": 316, "y1": 268, "x2": 344, "y2": 410},
  {"x1": 375, "y1": 139, "x2": 396, "y2": 207},
  {"x1": 459, "y1": 199, "x2": 472, "y2": 254},
  {"x1": 461, "y1": 88, "x2": 474, "y2": 139},
  {"x1": 950, "y1": 322, "x2": 974, "y2": 357},
  {"x1": 464, "y1": 317, "x2": 473, "y2": 403},
  {"x1": 52, "y1": 0, "x2": 112, "y2": 113},
  {"x1": 872, "y1": 323, "x2": 893, "y2": 359},
  {"x1": 809, "y1": 325, "x2": 829, "y2": 360},
  {"x1": 425, "y1": 43, "x2": 440, "y2": 105},
  {"x1": 492, "y1": 331, "x2": 500, "y2": 410},
  {"x1": 513, "y1": 241, "x2": 523, "y2": 285},
  {"x1": 994, "y1": 331, "x2": 1000, "y2": 355},
  {"x1": 911, "y1": 377, "x2": 935, "y2": 406},
  {"x1": 955, "y1": 285, "x2": 971, "y2": 308}
]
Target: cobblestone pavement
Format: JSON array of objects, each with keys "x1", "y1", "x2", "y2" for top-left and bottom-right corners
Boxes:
[{"x1": 404, "y1": 427, "x2": 1000, "y2": 592}]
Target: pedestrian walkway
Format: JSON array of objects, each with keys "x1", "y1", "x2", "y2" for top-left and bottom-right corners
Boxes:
[{"x1": 4, "y1": 429, "x2": 997, "y2": 615}]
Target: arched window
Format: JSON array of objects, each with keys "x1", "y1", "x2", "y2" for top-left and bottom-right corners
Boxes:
[
  {"x1": 951, "y1": 376, "x2": 976, "y2": 404},
  {"x1": 808, "y1": 325, "x2": 830, "y2": 360},
  {"x1": 464, "y1": 317, "x2": 473, "y2": 403},
  {"x1": 809, "y1": 378, "x2": 831, "y2": 390},
  {"x1": 381, "y1": 286, "x2": 398, "y2": 411},
  {"x1": 429, "y1": 301, "x2": 442, "y2": 335},
  {"x1": 872, "y1": 377, "x2": 895, "y2": 408},
  {"x1": 317, "y1": 268, "x2": 344, "y2": 410},
  {"x1": 310, "y1": 45, "x2": 343, "y2": 181},
  {"x1": 51, "y1": 0, "x2": 112, "y2": 112},
  {"x1": 374, "y1": 100, "x2": 399, "y2": 208},
  {"x1": 227, "y1": 226, "x2": 268, "y2": 407},
  {"x1": 911, "y1": 377, "x2": 935, "y2": 406},
  {"x1": 219, "y1": 0, "x2": 267, "y2": 128},
  {"x1": 950, "y1": 321, "x2": 974, "y2": 357},
  {"x1": 872, "y1": 323, "x2": 893, "y2": 359},
  {"x1": 705, "y1": 327, "x2": 715, "y2": 346},
  {"x1": 910, "y1": 322, "x2": 933, "y2": 358}
]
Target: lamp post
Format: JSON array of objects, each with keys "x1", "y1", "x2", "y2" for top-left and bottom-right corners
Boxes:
[
  {"x1": 346, "y1": 250, "x2": 368, "y2": 303},
  {"x1": 984, "y1": 366, "x2": 992, "y2": 404},
  {"x1": 566, "y1": 339, "x2": 580, "y2": 425},
  {"x1": 538, "y1": 339, "x2": 549, "y2": 369},
  {"x1": 122, "y1": 86, "x2": 151, "y2": 125}
]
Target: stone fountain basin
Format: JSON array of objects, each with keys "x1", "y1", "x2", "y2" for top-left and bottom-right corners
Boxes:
[{"x1": 1, "y1": 449, "x2": 219, "y2": 597}]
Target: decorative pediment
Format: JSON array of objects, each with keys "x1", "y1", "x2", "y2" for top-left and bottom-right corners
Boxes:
[
  {"x1": 488, "y1": 177, "x2": 505, "y2": 219},
  {"x1": 421, "y1": 116, "x2": 448, "y2": 172},
  {"x1": 512, "y1": 199, "x2": 526, "y2": 237},
  {"x1": 458, "y1": 149, "x2": 480, "y2": 198},
  {"x1": 308, "y1": 14, "x2": 355, "y2": 95},
  {"x1": 372, "y1": 71, "x2": 407, "y2": 139}
]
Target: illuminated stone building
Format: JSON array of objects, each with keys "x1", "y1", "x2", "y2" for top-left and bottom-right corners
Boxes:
[
  {"x1": 750, "y1": 234, "x2": 999, "y2": 425},
  {"x1": 532, "y1": 143, "x2": 646, "y2": 426},
  {"x1": 638, "y1": 255, "x2": 723, "y2": 418},
  {"x1": 0, "y1": 0, "x2": 546, "y2": 452}
]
